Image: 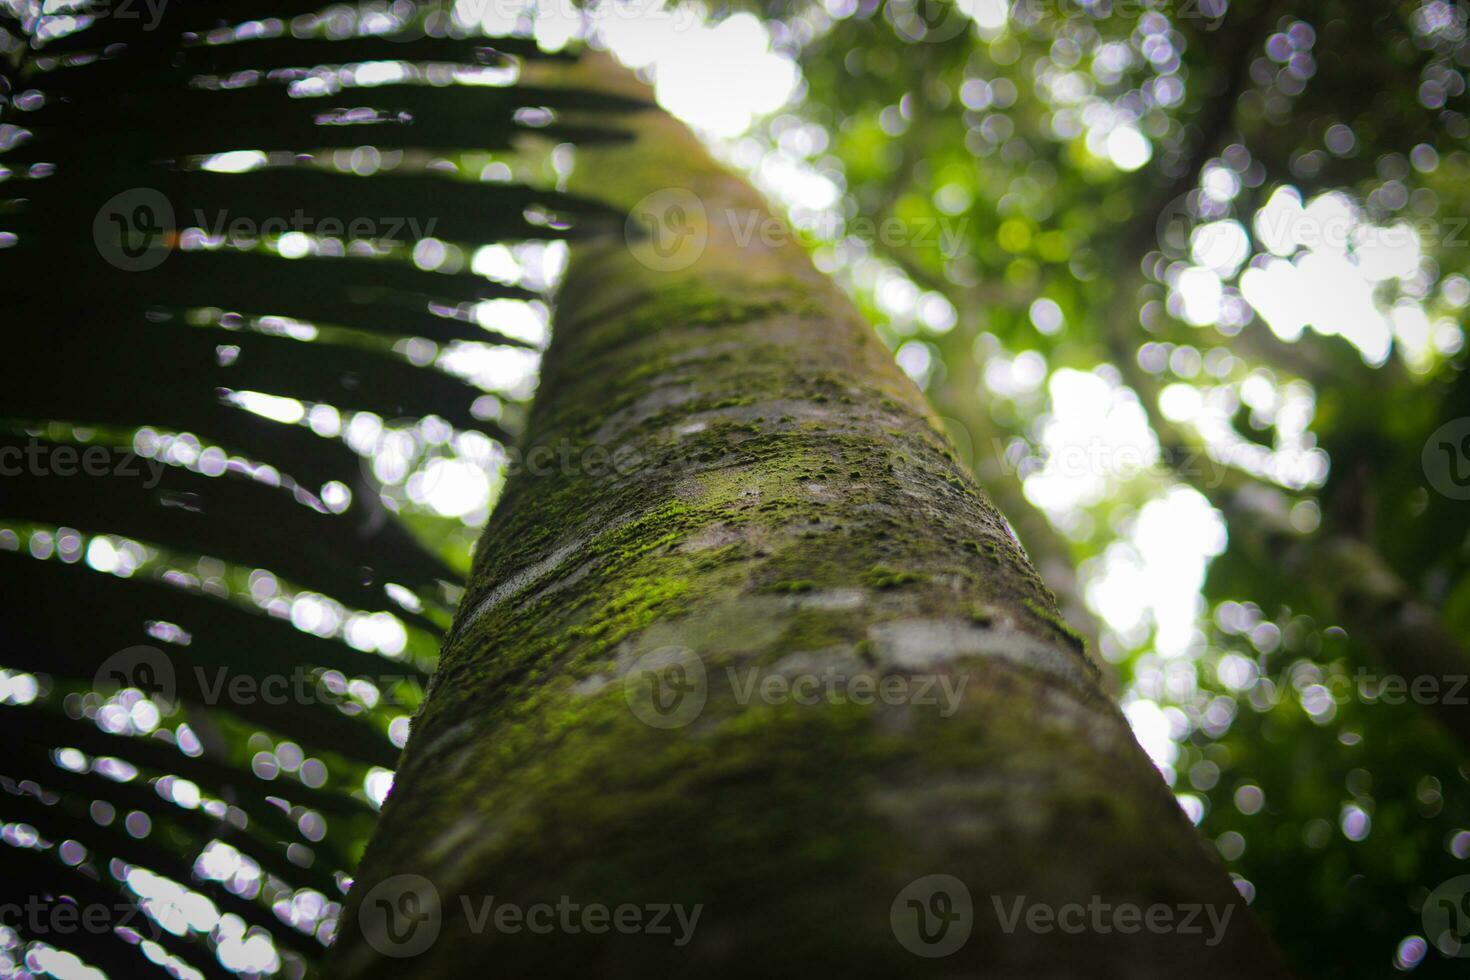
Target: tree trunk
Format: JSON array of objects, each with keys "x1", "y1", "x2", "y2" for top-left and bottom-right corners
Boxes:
[
  {"x1": 926, "y1": 328, "x2": 1109, "y2": 688},
  {"x1": 331, "y1": 53, "x2": 1286, "y2": 978}
]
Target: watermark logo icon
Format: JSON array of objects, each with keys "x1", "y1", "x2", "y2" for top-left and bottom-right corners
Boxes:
[
  {"x1": 58, "y1": 0, "x2": 171, "y2": 31},
  {"x1": 1424, "y1": 875, "x2": 1470, "y2": 957},
  {"x1": 891, "y1": 874, "x2": 973, "y2": 957},
  {"x1": 623, "y1": 647, "x2": 707, "y2": 729},
  {"x1": 93, "y1": 187, "x2": 174, "y2": 272},
  {"x1": 358, "y1": 416, "x2": 458, "y2": 503},
  {"x1": 372, "y1": 0, "x2": 456, "y2": 42},
  {"x1": 92, "y1": 645, "x2": 176, "y2": 708},
  {"x1": 1424, "y1": 418, "x2": 1470, "y2": 500},
  {"x1": 359, "y1": 874, "x2": 442, "y2": 958},
  {"x1": 1154, "y1": 190, "x2": 1238, "y2": 261},
  {"x1": 886, "y1": 0, "x2": 972, "y2": 42},
  {"x1": 626, "y1": 189, "x2": 708, "y2": 272},
  {"x1": 1155, "y1": 192, "x2": 1200, "y2": 258}
]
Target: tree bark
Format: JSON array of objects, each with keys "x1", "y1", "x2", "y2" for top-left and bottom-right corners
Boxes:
[
  {"x1": 331, "y1": 53, "x2": 1286, "y2": 978},
  {"x1": 925, "y1": 327, "x2": 1110, "y2": 689}
]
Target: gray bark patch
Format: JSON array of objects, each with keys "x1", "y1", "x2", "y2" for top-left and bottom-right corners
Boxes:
[{"x1": 866, "y1": 617, "x2": 1090, "y2": 688}]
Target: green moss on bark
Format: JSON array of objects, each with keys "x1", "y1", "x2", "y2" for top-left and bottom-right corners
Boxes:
[{"x1": 332, "y1": 54, "x2": 1284, "y2": 980}]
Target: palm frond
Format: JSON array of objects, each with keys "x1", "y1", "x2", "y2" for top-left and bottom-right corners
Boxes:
[{"x1": 0, "y1": 3, "x2": 644, "y2": 974}]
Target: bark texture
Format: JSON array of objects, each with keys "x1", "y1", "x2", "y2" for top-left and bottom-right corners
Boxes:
[{"x1": 331, "y1": 54, "x2": 1287, "y2": 978}]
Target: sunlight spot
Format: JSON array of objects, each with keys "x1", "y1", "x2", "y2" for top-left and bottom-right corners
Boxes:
[
  {"x1": 475, "y1": 298, "x2": 548, "y2": 347},
  {"x1": 201, "y1": 150, "x2": 268, "y2": 173},
  {"x1": 601, "y1": 11, "x2": 798, "y2": 138},
  {"x1": 1123, "y1": 699, "x2": 1179, "y2": 778},
  {"x1": 413, "y1": 238, "x2": 449, "y2": 271},
  {"x1": 364, "y1": 767, "x2": 395, "y2": 807},
  {"x1": 233, "y1": 391, "x2": 307, "y2": 425},
  {"x1": 1106, "y1": 126, "x2": 1152, "y2": 171},
  {"x1": 277, "y1": 232, "x2": 311, "y2": 259},
  {"x1": 895, "y1": 341, "x2": 934, "y2": 387},
  {"x1": 85, "y1": 537, "x2": 119, "y2": 573},
  {"x1": 1191, "y1": 220, "x2": 1250, "y2": 277},
  {"x1": 472, "y1": 243, "x2": 523, "y2": 284},
  {"x1": 1174, "y1": 267, "x2": 1222, "y2": 326},
  {"x1": 0, "y1": 671, "x2": 39, "y2": 705},
  {"x1": 1029, "y1": 298, "x2": 1064, "y2": 335},
  {"x1": 409, "y1": 458, "x2": 491, "y2": 518},
  {"x1": 1341, "y1": 803, "x2": 1372, "y2": 841}
]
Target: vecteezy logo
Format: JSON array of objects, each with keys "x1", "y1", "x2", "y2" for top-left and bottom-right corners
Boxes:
[
  {"x1": 1155, "y1": 189, "x2": 1238, "y2": 261},
  {"x1": 1190, "y1": 0, "x2": 1230, "y2": 31},
  {"x1": 372, "y1": 0, "x2": 457, "y2": 42},
  {"x1": 625, "y1": 189, "x2": 708, "y2": 272},
  {"x1": 93, "y1": 188, "x2": 175, "y2": 272},
  {"x1": 890, "y1": 874, "x2": 972, "y2": 958},
  {"x1": 1154, "y1": 192, "x2": 1198, "y2": 258},
  {"x1": 1423, "y1": 418, "x2": 1470, "y2": 501},
  {"x1": 92, "y1": 645, "x2": 177, "y2": 708},
  {"x1": 358, "y1": 874, "x2": 442, "y2": 958},
  {"x1": 886, "y1": 0, "x2": 972, "y2": 43},
  {"x1": 623, "y1": 647, "x2": 707, "y2": 729},
  {"x1": 1424, "y1": 875, "x2": 1470, "y2": 957},
  {"x1": 358, "y1": 416, "x2": 453, "y2": 500}
]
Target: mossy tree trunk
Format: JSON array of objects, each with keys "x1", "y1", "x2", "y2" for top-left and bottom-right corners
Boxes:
[{"x1": 332, "y1": 54, "x2": 1286, "y2": 978}]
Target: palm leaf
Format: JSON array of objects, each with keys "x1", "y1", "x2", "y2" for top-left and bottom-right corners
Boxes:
[{"x1": 0, "y1": 2, "x2": 646, "y2": 974}]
